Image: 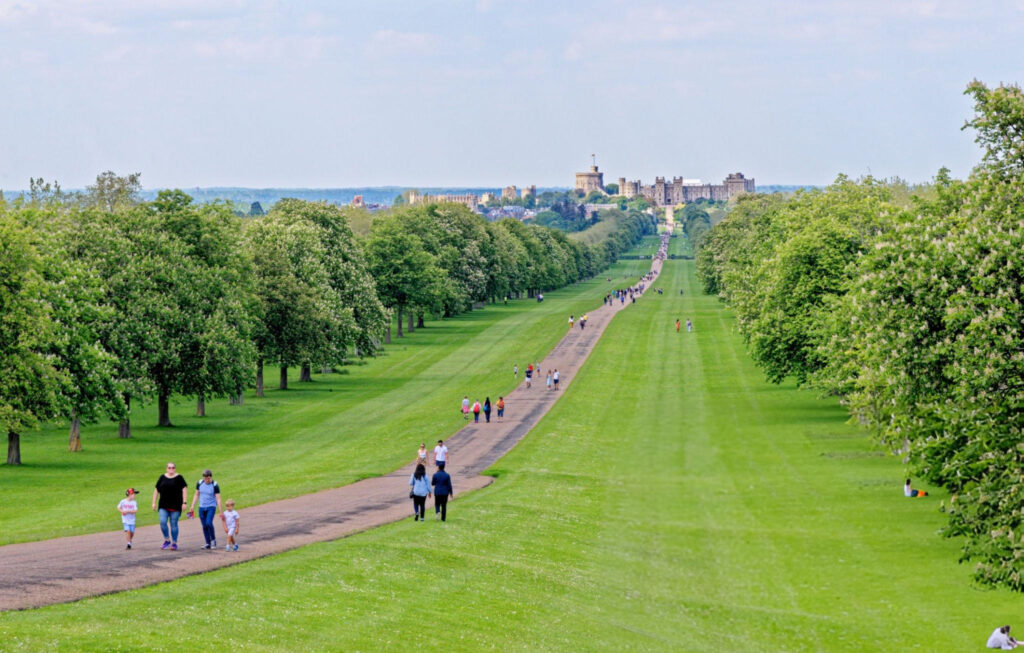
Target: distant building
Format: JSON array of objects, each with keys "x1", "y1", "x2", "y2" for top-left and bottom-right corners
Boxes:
[
  {"x1": 618, "y1": 172, "x2": 755, "y2": 206},
  {"x1": 350, "y1": 195, "x2": 364, "y2": 208},
  {"x1": 521, "y1": 185, "x2": 536, "y2": 199},
  {"x1": 575, "y1": 164, "x2": 605, "y2": 195},
  {"x1": 502, "y1": 185, "x2": 518, "y2": 201},
  {"x1": 480, "y1": 192, "x2": 495, "y2": 204},
  {"x1": 409, "y1": 192, "x2": 480, "y2": 211}
]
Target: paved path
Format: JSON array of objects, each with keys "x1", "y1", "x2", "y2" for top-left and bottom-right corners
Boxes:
[{"x1": 0, "y1": 239, "x2": 667, "y2": 612}]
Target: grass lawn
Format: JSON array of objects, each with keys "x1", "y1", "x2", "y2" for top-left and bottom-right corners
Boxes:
[
  {"x1": 2, "y1": 260, "x2": 1018, "y2": 651},
  {"x1": 0, "y1": 257, "x2": 653, "y2": 546}
]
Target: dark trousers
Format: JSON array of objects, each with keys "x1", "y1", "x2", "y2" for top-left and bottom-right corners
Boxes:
[
  {"x1": 434, "y1": 494, "x2": 449, "y2": 521},
  {"x1": 412, "y1": 495, "x2": 427, "y2": 519},
  {"x1": 484, "y1": 410, "x2": 491, "y2": 422},
  {"x1": 199, "y1": 506, "x2": 217, "y2": 544}
]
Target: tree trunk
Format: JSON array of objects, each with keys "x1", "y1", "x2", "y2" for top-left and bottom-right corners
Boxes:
[
  {"x1": 417, "y1": 313, "x2": 425, "y2": 329},
  {"x1": 385, "y1": 325, "x2": 391, "y2": 344},
  {"x1": 158, "y1": 393, "x2": 172, "y2": 427},
  {"x1": 279, "y1": 366, "x2": 288, "y2": 390},
  {"x1": 396, "y1": 305, "x2": 404, "y2": 338},
  {"x1": 196, "y1": 395, "x2": 206, "y2": 417},
  {"x1": 7, "y1": 430, "x2": 20, "y2": 465},
  {"x1": 119, "y1": 395, "x2": 131, "y2": 439},
  {"x1": 256, "y1": 359, "x2": 264, "y2": 398},
  {"x1": 407, "y1": 310, "x2": 415, "y2": 333},
  {"x1": 68, "y1": 415, "x2": 82, "y2": 452},
  {"x1": 300, "y1": 364, "x2": 312, "y2": 382}
]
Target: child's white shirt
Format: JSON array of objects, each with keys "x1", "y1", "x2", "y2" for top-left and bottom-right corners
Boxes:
[
  {"x1": 223, "y1": 510, "x2": 240, "y2": 532},
  {"x1": 118, "y1": 499, "x2": 137, "y2": 526}
]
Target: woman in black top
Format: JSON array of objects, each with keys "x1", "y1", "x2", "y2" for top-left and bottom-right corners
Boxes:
[
  {"x1": 152, "y1": 462, "x2": 188, "y2": 550},
  {"x1": 483, "y1": 397, "x2": 492, "y2": 423}
]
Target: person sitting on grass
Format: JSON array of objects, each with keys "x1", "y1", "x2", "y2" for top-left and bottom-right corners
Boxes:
[
  {"x1": 988, "y1": 625, "x2": 1019, "y2": 649},
  {"x1": 904, "y1": 478, "x2": 928, "y2": 498}
]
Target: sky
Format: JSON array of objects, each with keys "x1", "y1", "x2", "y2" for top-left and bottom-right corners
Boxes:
[{"x1": 1, "y1": 0, "x2": 1022, "y2": 190}]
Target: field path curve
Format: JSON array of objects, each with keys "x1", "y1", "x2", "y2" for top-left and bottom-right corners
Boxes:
[{"x1": 0, "y1": 239, "x2": 666, "y2": 612}]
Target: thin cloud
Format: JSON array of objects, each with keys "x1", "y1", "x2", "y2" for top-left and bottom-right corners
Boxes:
[{"x1": 367, "y1": 29, "x2": 440, "y2": 57}]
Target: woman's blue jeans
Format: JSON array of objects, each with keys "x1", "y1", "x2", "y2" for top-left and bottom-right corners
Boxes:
[
  {"x1": 158, "y1": 508, "x2": 181, "y2": 542},
  {"x1": 199, "y1": 507, "x2": 217, "y2": 544}
]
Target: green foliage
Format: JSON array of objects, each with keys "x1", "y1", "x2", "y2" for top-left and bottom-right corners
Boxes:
[
  {"x1": 5, "y1": 261, "x2": 1022, "y2": 650},
  {"x1": 696, "y1": 81, "x2": 1024, "y2": 590}
]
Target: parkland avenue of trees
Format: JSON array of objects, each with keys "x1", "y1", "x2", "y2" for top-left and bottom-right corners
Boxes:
[
  {"x1": 695, "y1": 81, "x2": 1024, "y2": 591},
  {"x1": 0, "y1": 178, "x2": 655, "y2": 466}
]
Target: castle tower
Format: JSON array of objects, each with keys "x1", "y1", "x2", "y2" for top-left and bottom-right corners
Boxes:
[{"x1": 574, "y1": 156, "x2": 606, "y2": 195}]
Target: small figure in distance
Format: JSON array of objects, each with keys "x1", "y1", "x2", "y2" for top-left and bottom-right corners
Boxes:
[
  {"x1": 553, "y1": 369, "x2": 560, "y2": 391},
  {"x1": 525, "y1": 364, "x2": 533, "y2": 389},
  {"x1": 987, "y1": 625, "x2": 1019, "y2": 650},
  {"x1": 221, "y1": 499, "x2": 240, "y2": 552},
  {"x1": 568, "y1": 315, "x2": 574, "y2": 330},
  {"x1": 416, "y1": 442, "x2": 428, "y2": 466},
  {"x1": 483, "y1": 397, "x2": 492, "y2": 423},
  {"x1": 546, "y1": 369, "x2": 553, "y2": 391},
  {"x1": 431, "y1": 462, "x2": 454, "y2": 522},
  {"x1": 118, "y1": 488, "x2": 138, "y2": 550},
  {"x1": 496, "y1": 396, "x2": 505, "y2": 422},
  {"x1": 461, "y1": 395, "x2": 470, "y2": 421},
  {"x1": 513, "y1": 363, "x2": 518, "y2": 379},
  {"x1": 904, "y1": 478, "x2": 928, "y2": 498},
  {"x1": 676, "y1": 319, "x2": 681, "y2": 333},
  {"x1": 472, "y1": 399, "x2": 481, "y2": 423},
  {"x1": 409, "y1": 464, "x2": 431, "y2": 522},
  {"x1": 433, "y1": 439, "x2": 449, "y2": 469},
  {"x1": 686, "y1": 319, "x2": 692, "y2": 332}
]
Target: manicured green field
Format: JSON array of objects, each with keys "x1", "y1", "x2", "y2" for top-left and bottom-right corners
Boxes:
[
  {"x1": 2, "y1": 260, "x2": 1017, "y2": 651},
  {"x1": 0, "y1": 258, "x2": 653, "y2": 546}
]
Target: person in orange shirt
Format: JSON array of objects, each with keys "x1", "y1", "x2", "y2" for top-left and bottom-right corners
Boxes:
[{"x1": 496, "y1": 396, "x2": 505, "y2": 422}]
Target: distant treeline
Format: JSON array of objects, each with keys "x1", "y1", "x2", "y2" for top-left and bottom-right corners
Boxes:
[
  {"x1": 0, "y1": 178, "x2": 654, "y2": 466},
  {"x1": 694, "y1": 81, "x2": 1024, "y2": 591}
]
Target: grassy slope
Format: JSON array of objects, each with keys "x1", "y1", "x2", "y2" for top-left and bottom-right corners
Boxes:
[
  {"x1": 2, "y1": 260, "x2": 1018, "y2": 651},
  {"x1": 0, "y1": 258, "x2": 652, "y2": 546}
]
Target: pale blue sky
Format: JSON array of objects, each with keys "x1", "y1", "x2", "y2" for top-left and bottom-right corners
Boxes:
[{"x1": 1, "y1": 0, "x2": 1021, "y2": 190}]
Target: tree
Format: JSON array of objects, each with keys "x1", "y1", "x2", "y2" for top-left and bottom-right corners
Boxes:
[
  {"x1": 364, "y1": 220, "x2": 443, "y2": 340},
  {"x1": 85, "y1": 171, "x2": 141, "y2": 212},
  {"x1": 246, "y1": 213, "x2": 353, "y2": 393},
  {"x1": 0, "y1": 215, "x2": 65, "y2": 464}
]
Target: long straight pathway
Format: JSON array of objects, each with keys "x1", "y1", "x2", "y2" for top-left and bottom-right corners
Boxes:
[{"x1": 0, "y1": 239, "x2": 668, "y2": 612}]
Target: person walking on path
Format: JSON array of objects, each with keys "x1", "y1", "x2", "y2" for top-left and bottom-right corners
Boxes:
[
  {"x1": 525, "y1": 364, "x2": 533, "y2": 389},
  {"x1": 409, "y1": 464, "x2": 432, "y2": 522},
  {"x1": 431, "y1": 462, "x2": 454, "y2": 522},
  {"x1": 472, "y1": 399, "x2": 481, "y2": 423},
  {"x1": 546, "y1": 370, "x2": 553, "y2": 391},
  {"x1": 189, "y1": 469, "x2": 222, "y2": 550},
  {"x1": 152, "y1": 462, "x2": 188, "y2": 551},
  {"x1": 553, "y1": 369, "x2": 560, "y2": 391},
  {"x1": 416, "y1": 443, "x2": 428, "y2": 466},
  {"x1": 483, "y1": 397, "x2": 492, "y2": 423},
  {"x1": 513, "y1": 364, "x2": 518, "y2": 379},
  {"x1": 433, "y1": 440, "x2": 449, "y2": 468},
  {"x1": 676, "y1": 319, "x2": 681, "y2": 332},
  {"x1": 496, "y1": 396, "x2": 505, "y2": 422},
  {"x1": 117, "y1": 488, "x2": 138, "y2": 550},
  {"x1": 461, "y1": 395, "x2": 470, "y2": 420},
  {"x1": 568, "y1": 315, "x2": 574, "y2": 330},
  {"x1": 221, "y1": 499, "x2": 240, "y2": 551}
]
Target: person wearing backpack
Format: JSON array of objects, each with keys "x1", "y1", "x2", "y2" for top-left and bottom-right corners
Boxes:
[
  {"x1": 188, "y1": 469, "x2": 222, "y2": 550},
  {"x1": 472, "y1": 399, "x2": 482, "y2": 423}
]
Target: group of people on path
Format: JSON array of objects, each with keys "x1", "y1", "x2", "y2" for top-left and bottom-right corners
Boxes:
[
  {"x1": 409, "y1": 440, "x2": 455, "y2": 522},
  {"x1": 520, "y1": 363, "x2": 559, "y2": 391},
  {"x1": 461, "y1": 395, "x2": 505, "y2": 423},
  {"x1": 118, "y1": 463, "x2": 240, "y2": 552}
]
